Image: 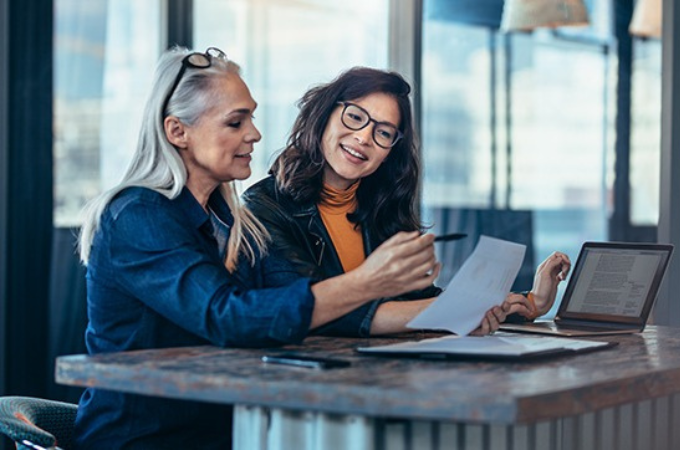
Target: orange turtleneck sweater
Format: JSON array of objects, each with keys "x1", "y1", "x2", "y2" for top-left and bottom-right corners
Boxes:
[{"x1": 318, "y1": 182, "x2": 365, "y2": 272}]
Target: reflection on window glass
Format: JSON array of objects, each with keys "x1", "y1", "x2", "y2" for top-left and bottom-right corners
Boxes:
[
  {"x1": 509, "y1": 34, "x2": 610, "y2": 212},
  {"x1": 421, "y1": 0, "x2": 628, "y2": 314},
  {"x1": 194, "y1": 0, "x2": 389, "y2": 187},
  {"x1": 54, "y1": 0, "x2": 161, "y2": 226},
  {"x1": 630, "y1": 38, "x2": 661, "y2": 226},
  {"x1": 422, "y1": 18, "x2": 612, "y2": 236},
  {"x1": 421, "y1": 22, "x2": 493, "y2": 208}
]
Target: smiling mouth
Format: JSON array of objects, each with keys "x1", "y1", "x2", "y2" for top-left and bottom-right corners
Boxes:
[
  {"x1": 341, "y1": 144, "x2": 367, "y2": 161},
  {"x1": 235, "y1": 152, "x2": 252, "y2": 158}
]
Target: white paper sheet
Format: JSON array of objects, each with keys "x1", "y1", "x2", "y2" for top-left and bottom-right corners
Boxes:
[{"x1": 407, "y1": 235, "x2": 526, "y2": 335}]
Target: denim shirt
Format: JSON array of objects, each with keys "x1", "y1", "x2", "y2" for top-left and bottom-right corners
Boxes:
[{"x1": 74, "y1": 186, "x2": 314, "y2": 449}]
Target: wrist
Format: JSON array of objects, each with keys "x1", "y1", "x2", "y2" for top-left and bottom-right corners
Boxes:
[
  {"x1": 520, "y1": 291, "x2": 541, "y2": 319},
  {"x1": 342, "y1": 268, "x2": 376, "y2": 303}
]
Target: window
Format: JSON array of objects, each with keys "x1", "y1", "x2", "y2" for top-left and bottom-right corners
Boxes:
[
  {"x1": 421, "y1": 0, "x2": 661, "y2": 315},
  {"x1": 193, "y1": 0, "x2": 390, "y2": 187},
  {"x1": 54, "y1": 1, "x2": 391, "y2": 227},
  {"x1": 630, "y1": 38, "x2": 662, "y2": 226},
  {"x1": 54, "y1": 0, "x2": 162, "y2": 226}
]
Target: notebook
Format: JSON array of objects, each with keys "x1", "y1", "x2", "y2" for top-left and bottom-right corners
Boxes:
[
  {"x1": 356, "y1": 333, "x2": 616, "y2": 361},
  {"x1": 499, "y1": 241, "x2": 673, "y2": 337}
]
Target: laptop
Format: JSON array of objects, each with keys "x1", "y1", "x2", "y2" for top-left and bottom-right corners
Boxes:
[{"x1": 499, "y1": 241, "x2": 674, "y2": 337}]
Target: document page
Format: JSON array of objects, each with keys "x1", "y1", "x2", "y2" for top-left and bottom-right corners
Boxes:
[
  {"x1": 566, "y1": 249, "x2": 661, "y2": 316},
  {"x1": 407, "y1": 236, "x2": 526, "y2": 335}
]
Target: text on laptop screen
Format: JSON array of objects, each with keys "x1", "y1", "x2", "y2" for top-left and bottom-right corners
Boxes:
[{"x1": 565, "y1": 248, "x2": 665, "y2": 317}]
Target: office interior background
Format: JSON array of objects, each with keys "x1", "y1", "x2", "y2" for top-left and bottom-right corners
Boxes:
[{"x1": 2, "y1": 0, "x2": 680, "y2": 427}]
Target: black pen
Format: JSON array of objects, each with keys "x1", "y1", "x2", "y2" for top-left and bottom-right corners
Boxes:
[{"x1": 433, "y1": 233, "x2": 467, "y2": 242}]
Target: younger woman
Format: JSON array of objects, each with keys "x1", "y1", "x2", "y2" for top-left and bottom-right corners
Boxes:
[{"x1": 244, "y1": 67, "x2": 570, "y2": 336}]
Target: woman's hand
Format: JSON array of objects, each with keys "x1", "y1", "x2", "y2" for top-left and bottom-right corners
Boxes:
[
  {"x1": 353, "y1": 231, "x2": 440, "y2": 300},
  {"x1": 469, "y1": 305, "x2": 506, "y2": 336},
  {"x1": 499, "y1": 293, "x2": 536, "y2": 318},
  {"x1": 527, "y1": 251, "x2": 572, "y2": 317},
  {"x1": 310, "y1": 231, "x2": 439, "y2": 330}
]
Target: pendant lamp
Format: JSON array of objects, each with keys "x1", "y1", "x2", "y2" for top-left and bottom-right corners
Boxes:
[
  {"x1": 501, "y1": 0, "x2": 590, "y2": 32},
  {"x1": 629, "y1": 0, "x2": 661, "y2": 38}
]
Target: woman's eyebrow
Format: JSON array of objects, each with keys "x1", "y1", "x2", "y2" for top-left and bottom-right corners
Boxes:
[
  {"x1": 229, "y1": 107, "x2": 254, "y2": 115},
  {"x1": 375, "y1": 116, "x2": 399, "y2": 128},
  {"x1": 364, "y1": 107, "x2": 397, "y2": 127}
]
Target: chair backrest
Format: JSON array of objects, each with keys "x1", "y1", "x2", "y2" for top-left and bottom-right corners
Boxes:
[{"x1": 0, "y1": 396, "x2": 77, "y2": 450}]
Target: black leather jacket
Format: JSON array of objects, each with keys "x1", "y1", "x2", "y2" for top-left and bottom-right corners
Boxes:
[{"x1": 243, "y1": 175, "x2": 442, "y2": 337}]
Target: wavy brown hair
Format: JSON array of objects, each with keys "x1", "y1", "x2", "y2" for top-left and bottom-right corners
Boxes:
[{"x1": 271, "y1": 67, "x2": 422, "y2": 241}]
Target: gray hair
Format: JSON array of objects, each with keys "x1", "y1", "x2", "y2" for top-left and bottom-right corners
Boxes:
[{"x1": 79, "y1": 47, "x2": 268, "y2": 271}]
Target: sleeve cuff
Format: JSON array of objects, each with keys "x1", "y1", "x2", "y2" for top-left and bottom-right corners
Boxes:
[
  {"x1": 268, "y1": 278, "x2": 315, "y2": 344},
  {"x1": 357, "y1": 299, "x2": 383, "y2": 337}
]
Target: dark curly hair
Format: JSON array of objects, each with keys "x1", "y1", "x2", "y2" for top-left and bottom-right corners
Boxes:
[{"x1": 271, "y1": 67, "x2": 422, "y2": 241}]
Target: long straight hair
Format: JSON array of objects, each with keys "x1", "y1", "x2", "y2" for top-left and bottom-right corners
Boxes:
[
  {"x1": 271, "y1": 67, "x2": 422, "y2": 241},
  {"x1": 78, "y1": 47, "x2": 268, "y2": 271}
]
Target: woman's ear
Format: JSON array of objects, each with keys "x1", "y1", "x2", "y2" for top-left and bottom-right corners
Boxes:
[{"x1": 164, "y1": 116, "x2": 188, "y2": 149}]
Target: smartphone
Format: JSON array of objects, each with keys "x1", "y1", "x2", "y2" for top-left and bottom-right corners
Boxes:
[{"x1": 261, "y1": 352, "x2": 351, "y2": 369}]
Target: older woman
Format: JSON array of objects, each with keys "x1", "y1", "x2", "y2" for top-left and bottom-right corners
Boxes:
[
  {"x1": 74, "y1": 49, "x2": 438, "y2": 449},
  {"x1": 243, "y1": 67, "x2": 571, "y2": 336}
]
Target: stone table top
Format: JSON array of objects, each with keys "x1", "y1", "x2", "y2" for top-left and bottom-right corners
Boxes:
[{"x1": 56, "y1": 326, "x2": 680, "y2": 424}]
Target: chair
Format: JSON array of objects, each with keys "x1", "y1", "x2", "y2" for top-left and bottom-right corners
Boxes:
[{"x1": 0, "y1": 396, "x2": 77, "y2": 450}]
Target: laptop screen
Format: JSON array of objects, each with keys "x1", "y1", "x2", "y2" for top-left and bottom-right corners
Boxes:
[{"x1": 557, "y1": 242, "x2": 673, "y2": 325}]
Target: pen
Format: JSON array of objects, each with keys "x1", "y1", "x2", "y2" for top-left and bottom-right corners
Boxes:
[{"x1": 433, "y1": 233, "x2": 467, "y2": 242}]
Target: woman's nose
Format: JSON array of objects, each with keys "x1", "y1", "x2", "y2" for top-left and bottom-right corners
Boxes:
[
  {"x1": 353, "y1": 124, "x2": 373, "y2": 145},
  {"x1": 248, "y1": 123, "x2": 262, "y2": 143}
]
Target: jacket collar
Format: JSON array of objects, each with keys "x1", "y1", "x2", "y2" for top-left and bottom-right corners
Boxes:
[
  {"x1": 278, "y1": 186, "x2": 376, "y2": 257},
  {"x1": 175, "y1": 186, "x2": 234, "y2": 230}
]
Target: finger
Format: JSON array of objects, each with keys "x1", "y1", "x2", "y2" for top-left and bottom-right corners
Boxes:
[
  {"x1": 381, "y1": 230, "x2": 421, "y2": 247},
  {"x1": 504, "y1": 293, "x2": 532, "y2": 308},
  {"x1": 407, "y1": 265, "x2": 441, "y2": 291},
  {"x1": 486, "y1": 310, "x2": 501, "y2": 330},
  {"x1": 540, "y1": 252, "x2": 567, "y2": 268},
  {"x1": 378, "y1": 236, "x2": 434, "y2": 266},
  {"x1": 553, "y1": 253, "x2": 571, "y2": 266},
  {"x1": 506, "y1": 303, "x2": 532, "y2": 317},
  {"x1": 397, "y1": 261, "x2": 439, "y2": 292},
  {"x1": 469, "y1": 327, "x2": 484, "y2": 337},
  {"x1": 477, "y1": 317, "x2": 490, "y2": 335},
  {"x1": 395, "y1": 233, "x2": 436, "y2": 257},
  {"x1": 403, "y1": 242, "x2": 437, "y2": 264},
  {"x1": 423, "y1": 262, "x2": 441, "y2": 280},
  {"x1": 559, "y1": 258, "x2": 572, "y2": 279},
  {"x1": 391, "y1": 257, "x2": 438, "y2": 283},
  {"x1": 503, "y1": 294, "x2": 534, "y2": 317},
  {"x1": 491, "y1": 306, "x2": 506, "y2": 323},
  {"x1": 484, "y1": 313, "x2": 500, "y2": 333},
  {"x1": 394, "y1": 231, "x2": 435, "y2": 247},
  {"x1": 405, "y1": 253, "x2": 438, "y2": 276}
]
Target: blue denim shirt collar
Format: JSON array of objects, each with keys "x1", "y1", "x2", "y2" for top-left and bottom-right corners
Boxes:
[{"x1": 175, "y1": 186, "x2": 235, "y2": 232}]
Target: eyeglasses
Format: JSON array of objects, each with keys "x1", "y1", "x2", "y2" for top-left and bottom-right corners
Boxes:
[
  {"x1": 162, "y1": 47, "x2": 228, "y2": 117},
  {"x1": 337, "y1": 101, "x2": 403, "y2": 149}
]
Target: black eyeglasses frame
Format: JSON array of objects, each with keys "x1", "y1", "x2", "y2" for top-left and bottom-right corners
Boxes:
[
  {"x1": 161, "y1": 47, "x2": 227, "y2": 118},
  {"x1": 336, "y1": 101, "x2": 403, "y2": 149}
]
